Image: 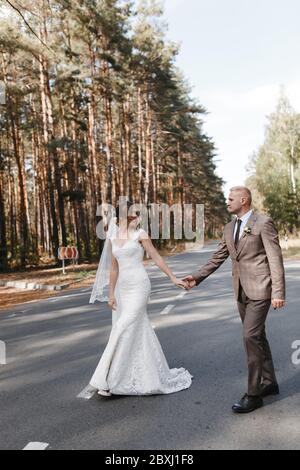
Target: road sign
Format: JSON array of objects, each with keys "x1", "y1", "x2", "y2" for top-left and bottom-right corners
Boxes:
[{"x1": 58, "y1": 247, "x2": 79, "y2": 274}]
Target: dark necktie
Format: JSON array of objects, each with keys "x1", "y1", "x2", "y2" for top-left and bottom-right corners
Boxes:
[{"x1": 234, "y1": 219, "x2": 242, "y2": 247}]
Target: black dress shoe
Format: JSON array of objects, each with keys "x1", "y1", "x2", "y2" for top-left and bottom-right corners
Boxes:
[
  {"x1": 232, "y1": 394, "x2": 264, "y2": 414},
  {"x1": 260, "y1": 383, "x2": 279, "y2": 398}
]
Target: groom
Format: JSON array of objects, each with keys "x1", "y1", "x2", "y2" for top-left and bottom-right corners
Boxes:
[{"x1": 183, "y1": 186, "x2": 286, "y2": 413}]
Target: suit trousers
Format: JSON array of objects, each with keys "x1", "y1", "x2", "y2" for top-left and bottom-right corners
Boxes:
[{"x1": 237, "y1": 284, "x2": 277, "y2": 396}]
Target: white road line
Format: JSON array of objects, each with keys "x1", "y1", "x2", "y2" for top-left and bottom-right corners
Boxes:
[
  {"x1": 8, "y1": 310, "x2": 27, "y2": 317},
  {"x1": 176, "y1": 291, "x2": 188, "y2": 299},
  {"x1": 77, "y1": 385, "x2": 97, "y2": 400},
  {"x1": 49, "y1": 292, "x2": 88, "y2": 302},
  {"x1": 23, "y1": 442, "x2": 49, "y2": 451},
  {"x1": 160, "y1": 304, "x2": 175, "y2": 316}
]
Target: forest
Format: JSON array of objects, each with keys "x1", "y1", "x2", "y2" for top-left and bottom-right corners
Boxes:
[
  {"x1": 247, "y1": 90, "x2": 300, "y2": 234},
  {"x1": 0, "y1": 0, "x2": 228, "y2": 271}
]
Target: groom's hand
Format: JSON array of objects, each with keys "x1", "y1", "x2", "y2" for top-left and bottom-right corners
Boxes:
[
  {"x1": 272, "y1": 299, "x2": 285, "y2": 310},
  {"x1": 182, "y1": 275, "x2": 197, "y2": 290}
]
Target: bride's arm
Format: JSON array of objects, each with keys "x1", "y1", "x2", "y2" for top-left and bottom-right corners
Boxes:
[
  {"x1": 108, "y1": 242, "x2": 119, "y2": 310},
  {"x1": 140, "y1": 232, "x2": 187, "y2": 289}
]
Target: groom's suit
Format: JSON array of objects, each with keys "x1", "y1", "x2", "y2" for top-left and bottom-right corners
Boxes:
[{"x1": 192, "y1": 211, "x2": 286, "y2": 396}]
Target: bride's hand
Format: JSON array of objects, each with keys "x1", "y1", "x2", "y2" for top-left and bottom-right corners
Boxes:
[
  {"x1": 108, "y1": 296, "x2": 117, "y2": 311},
  {"x1": 171, "y1": 276, "x2": 189, "y2": 290}
]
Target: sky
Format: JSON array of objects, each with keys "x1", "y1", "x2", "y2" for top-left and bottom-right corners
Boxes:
[{"x1": 163, "y1": 0, "x2": 300, "y2": 196}]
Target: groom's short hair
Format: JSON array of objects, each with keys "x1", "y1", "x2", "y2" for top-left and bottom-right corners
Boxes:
[{"x1": 230, "y1": 186, "x2": 252, "y2": 205}]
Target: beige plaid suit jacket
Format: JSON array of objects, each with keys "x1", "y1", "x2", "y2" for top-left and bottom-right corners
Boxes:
[{"x1": 192, "y1": 211, "x2": 286, "y2": 301}]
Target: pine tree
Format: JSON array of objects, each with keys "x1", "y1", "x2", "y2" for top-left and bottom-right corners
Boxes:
[{"x1": 0, "y1": 0, "x2": 227, "y2": 270}]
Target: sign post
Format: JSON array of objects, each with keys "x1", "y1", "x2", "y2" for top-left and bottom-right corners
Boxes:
[{"x1": 58, "y1": 247, "x2": 79, "y2": 274}]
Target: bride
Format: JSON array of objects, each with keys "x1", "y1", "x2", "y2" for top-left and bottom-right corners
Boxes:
[{"x1": 89, "y1": 201, "x2": 193, "y2": 397}]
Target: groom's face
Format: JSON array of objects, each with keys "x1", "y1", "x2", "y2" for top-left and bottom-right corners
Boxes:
[{"x1": 227, "y1": 191, "x2": 243, "y2": 214}]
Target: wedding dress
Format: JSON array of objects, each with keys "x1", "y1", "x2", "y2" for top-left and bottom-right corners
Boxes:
[{"x1": 89, "y1": 228, "x2": 193, "y2": 395}]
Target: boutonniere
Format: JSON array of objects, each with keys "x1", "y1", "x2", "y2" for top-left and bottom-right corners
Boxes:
[{"x1": 243, "y1": 226, "x2": 252, "y2": 235}]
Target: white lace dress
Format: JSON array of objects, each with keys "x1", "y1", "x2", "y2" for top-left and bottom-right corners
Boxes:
[{"x1": 89, "y1": 229, "x2": 193, "y2": 395}]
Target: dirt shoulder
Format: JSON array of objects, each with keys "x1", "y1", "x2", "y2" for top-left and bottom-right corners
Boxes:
[
  {"x1": 280, "y1": 235, "x2": 300, "y2": 260},
  {"x1": 0, "y1": 263, "x2": 98, "y2": 285},
  {"x1": 0, "y1": 263, "x2": 97, "y2": 311},
  {"x1": 0, "y1": 274, "x2": 96, "y2": 311}
]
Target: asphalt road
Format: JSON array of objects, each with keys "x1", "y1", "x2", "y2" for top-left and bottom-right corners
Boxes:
[{"x1": 0, "y1": 243, "x2": 300, "y2": 450}]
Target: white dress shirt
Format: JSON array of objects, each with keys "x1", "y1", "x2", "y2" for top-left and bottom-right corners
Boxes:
[{"x1": 233, "y1": 209, "x2": 253, "y2": 242}]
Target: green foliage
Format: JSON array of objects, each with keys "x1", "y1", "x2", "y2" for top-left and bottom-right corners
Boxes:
[{"x1": 247, "y1": 89, "x2": 300, "y2": 233}]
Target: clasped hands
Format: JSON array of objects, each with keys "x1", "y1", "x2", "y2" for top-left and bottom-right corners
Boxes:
[
  {"x1": 181, "y1": 275, "x2": 197, "y2": 290},
  {"x1": 172, "y1": 275, "x2": 196, "y2": 291}
]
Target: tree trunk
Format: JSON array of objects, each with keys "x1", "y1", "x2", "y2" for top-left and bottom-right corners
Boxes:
[
  {"x1": 104, "y1": 93, "x2": 115, "y2": 204},
  {"x1": 39, "y1": 10, "x2": 60, "y2": 260},
  {"x1": 137, "y1": 86, "x2": 143, "y2": 202},
  {"x1": 0, "y1": 172, "x2": 8, "y2": 270},
  {"x1": 144, "y1": 91, "x2": 152, "y2": 205}
]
